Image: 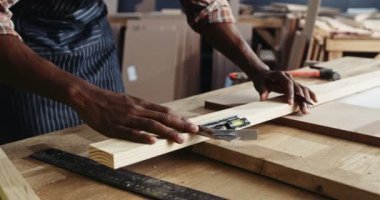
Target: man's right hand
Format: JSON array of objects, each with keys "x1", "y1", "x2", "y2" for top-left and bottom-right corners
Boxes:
[{"x1": 72, "y1": 87, "x2": 199, "y2": 144}]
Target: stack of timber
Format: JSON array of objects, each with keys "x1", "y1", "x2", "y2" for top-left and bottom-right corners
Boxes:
[{"x1": 307, "y1": 16, "x2": 380, "y2": 61}]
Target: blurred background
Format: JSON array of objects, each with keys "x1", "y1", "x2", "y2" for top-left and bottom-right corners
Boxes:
[
  {"x1": 118, "y1": 0, "x2": 380, "y2": 12},
  {"x1": 105, "y1": 0, "x2": 380, "y2": 103}
]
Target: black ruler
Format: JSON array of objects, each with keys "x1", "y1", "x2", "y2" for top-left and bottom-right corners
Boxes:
[{"x1": 30, "y1": 148, "x2": 225, "y2": 200}]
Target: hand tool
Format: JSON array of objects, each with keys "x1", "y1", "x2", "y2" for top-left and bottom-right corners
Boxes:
[
  {"x1": 30, "y1": 148, "x2": 225, "y2": 200},
  {"x1": 229, "y1": 66, "x2": 341, "y2": 83},
  {"x1": 288, "y1": 66, "x2": 341, "y2": 81},
  {"x1": 197, "y1": 116, "x2": 258, "y2": 141}
]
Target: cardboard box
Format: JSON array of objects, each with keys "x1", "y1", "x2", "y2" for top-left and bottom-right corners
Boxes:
[
  {"x1": 122, "y1": 20, "x2": 179, "y2": 103},
  {"x1": 121, "y1": 16, "x2": 201, "y2": 103}
]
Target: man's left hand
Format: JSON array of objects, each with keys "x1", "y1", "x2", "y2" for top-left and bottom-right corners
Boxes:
[{"x1": 252, "y1": 70, "x2": 318, "y2": 114}]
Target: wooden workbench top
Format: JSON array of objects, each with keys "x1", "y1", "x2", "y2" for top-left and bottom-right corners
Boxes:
[
  {"x1": 1, "y1": 57, "x2": 379, "y2": 199},
  {"x1": 1, "y1": 127, "x2": 324, "y2": 199}
]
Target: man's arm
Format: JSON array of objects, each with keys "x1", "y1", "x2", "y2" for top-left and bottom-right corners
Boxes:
[
  {"x1": 0, "y1": 1, "x2": 199, "y2": 144},
  {"x1": 180, "y1": 0, "x2": 317, "y2": 113}
]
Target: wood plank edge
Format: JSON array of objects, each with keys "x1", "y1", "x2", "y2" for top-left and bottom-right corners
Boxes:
[
  {"x1": 89, "y1": 134, "x2": 208, "y2": 169},
  {"x1": 273, "y1": 118, "x2": 380, "y2": 147}
]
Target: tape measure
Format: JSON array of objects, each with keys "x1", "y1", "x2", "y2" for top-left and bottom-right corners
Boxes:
[{"x1": 30, "y1": 148, "x2": 225, "y2": 200}]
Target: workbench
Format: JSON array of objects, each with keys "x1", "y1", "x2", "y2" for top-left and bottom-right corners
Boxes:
[{"x1": 1, "y1": 57, "x2": 379, "y2": 199}]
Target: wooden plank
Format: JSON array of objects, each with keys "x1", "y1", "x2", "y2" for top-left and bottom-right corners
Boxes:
[
  {"x1": 238, "y1": 16, "x2": 284, "y2": 28},
  {"x1": 275, "y1": 86, "x2": 380, "y2": 146},
  {"x1": 0, "y1": 148, "x2": 39, "y2": 200},
  {"x1": 205, "y1": 57, "x2": 380, "y2": 110},
  {"x1": 328, "y1": 51, "x2": 343, "y2": 60},
  {"x1": 205, "y1": 59, "x2": 380, "y2": 146},
  {"x1": 274, "y1": 100, "x2": 380, "y2": 146},
  {"x1": 277, "y1": 14, "x2": 298, "y2": 68},
  {"x1": 287, "y1": 0, "x2": 320, "y2": 69},
  {"x1": 192, "y1": 122, "x2": 380, "y2": 200},
  {"x1": 89, "y1": 70, "x2": 380, "y2": 169},
  {"x1": 326, "y1": 39, "x2": 380, "y2": 52}
]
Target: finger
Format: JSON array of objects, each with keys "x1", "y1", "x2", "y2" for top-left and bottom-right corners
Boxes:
[
  {"x1": 283, "y1": 75, "x2": 295, "y2": 105},
  {"x1": 139, "y1": 110, "x2": 199, "y2": 133},
  {"x1": 285, "y1": 72, "x2": 294, "y2": 80},
  {"x1": 260, "y1": 88, "x2": 270, "y2": 101},
  {"x1": 302, "y1": 86, "x2": 312, "y2": 103},
  {"x1": 128, "y1": 117, "x2": 184, "y2": 143},
  {"x1": 294, "y1": 84, "x2": 309, "y2": 114},
  {"x1": 308, "y1": 88, "x2": 318, "y2": 103},
  {"x1": 108, "y1": 126, "x2": 157, "y2": 144}
]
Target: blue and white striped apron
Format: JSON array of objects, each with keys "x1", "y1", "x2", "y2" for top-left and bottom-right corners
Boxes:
[{"x1": 0, "y1": 0, "x2": 124, "y2": 144}]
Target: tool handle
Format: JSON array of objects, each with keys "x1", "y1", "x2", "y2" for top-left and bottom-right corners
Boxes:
[{"x1": 288, "y1": 70, "x2": 320, "y2": 78}]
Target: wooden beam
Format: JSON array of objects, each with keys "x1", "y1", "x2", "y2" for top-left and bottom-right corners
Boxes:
[
  {"x1": 287, "y1": 0, "x2": 320, "y2": 69},
  {"x1": 328, "y1": 51, "x2": 343, "y2": 60},
  {"x1": 238, "y1": 17, "x2": 284, "y2": 28},
  {"x1": 326, "y1": 39, "x2": 380, "y2": 52},
  {"x1": 0, "y1": 148, "x2": 39, "y2": 200},
  {"x1": 89, "y1": 70, "x2": 380, "y2": 169}
]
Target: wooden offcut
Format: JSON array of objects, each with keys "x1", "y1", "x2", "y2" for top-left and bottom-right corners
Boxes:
[
  {"x1": 89, "y1": 70, "x2": 380, "y2": 169},
  {"x1": 0, "y1": 149, "x2": 39, "y2": 200}
]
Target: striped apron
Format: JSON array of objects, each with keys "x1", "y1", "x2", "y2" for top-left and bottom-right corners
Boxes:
[{"x1": 0, "y1": 0, "x2": 124, "y2": 144}]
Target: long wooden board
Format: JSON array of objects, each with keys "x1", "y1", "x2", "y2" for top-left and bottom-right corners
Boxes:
[
  {"x1": 89, "y1": 70, "x2": 380, "y2": 169},
  {"x1": 206, "y1": 57, "x2": 380, "y2": 110},
  {"x1": 0, "y1": 148, "x2": 39, "y2": 200},
  {"x1": 205, "y1": 58, "x2": 380, "y2": 146},
  {"x1": 207, "y1": 87, "x2": 380, "y2": 147}
]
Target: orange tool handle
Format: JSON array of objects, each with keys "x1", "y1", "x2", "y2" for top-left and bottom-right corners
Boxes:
[{"x1": 288, "y1": 70, "x2": 320, "y2": 78}]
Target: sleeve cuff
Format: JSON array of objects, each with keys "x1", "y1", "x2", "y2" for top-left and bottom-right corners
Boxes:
[{"x1": 184, "y1": 0, "x2": 236, "y2": 28}]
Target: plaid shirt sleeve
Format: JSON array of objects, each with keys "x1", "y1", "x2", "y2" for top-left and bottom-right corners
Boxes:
[
  {"x1": 180, "y1": 0, "x2": 235, "y2": 27},
  {"x1": 0, "y1": 0, "x2": 20, "y2": 38}
]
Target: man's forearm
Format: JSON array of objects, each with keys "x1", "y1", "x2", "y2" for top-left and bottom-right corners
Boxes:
[
  {"x1": 0, "y1": 35, "x2": 92, "y2": 109},
  {"x1": 194, "y1": 23, "x2": 270, "y2": 78}
]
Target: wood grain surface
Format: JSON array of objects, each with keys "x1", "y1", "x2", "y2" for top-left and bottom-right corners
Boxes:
[{"x1": 0, "y1": 148, "x2": 39, "y2": 200}]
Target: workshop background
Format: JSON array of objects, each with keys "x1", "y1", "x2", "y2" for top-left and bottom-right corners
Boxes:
[{"x1": 105, "y1": 0, "x2": 380, "y2": 103}]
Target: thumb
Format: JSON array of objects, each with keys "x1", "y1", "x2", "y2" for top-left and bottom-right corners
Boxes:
[{"x1": 260, "y1": 88, "x2": 270, "y2": 101}]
